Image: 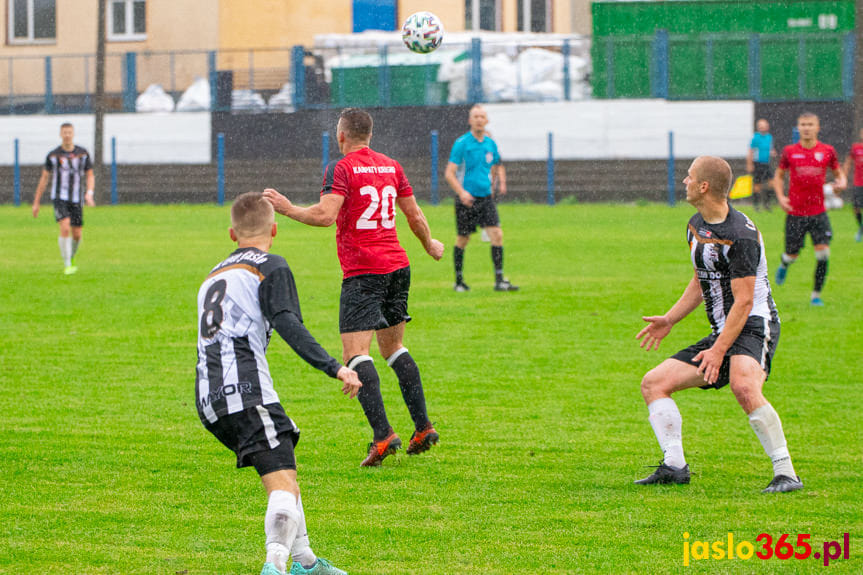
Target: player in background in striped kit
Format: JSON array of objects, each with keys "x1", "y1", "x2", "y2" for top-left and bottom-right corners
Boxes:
[
  {"x1": 635, "y1": 156, "x2": 802, "y2": 494},
  {"x1": 32, "y1": 123, "x2": 95, "y2": 275},
  {"x1": 196, "y1": 192, "x2": 360, "y2": 575}
]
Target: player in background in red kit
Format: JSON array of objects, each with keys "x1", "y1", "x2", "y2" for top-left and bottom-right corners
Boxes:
[
  {"x1": 772, "y1": 112, "x2": 846, "y2": 306},
  {"x1": 264, "y1": 109, "x2": 445, "y2": 467},
  {"x1": 842, "y1": 128, "x2": 863, "y2": 242}
]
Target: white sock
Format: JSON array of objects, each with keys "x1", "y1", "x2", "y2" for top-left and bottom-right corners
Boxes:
[
  {"x1": 71, "y1": 238, "x2": 80, "y2": 259},
  {"x1": 58, "y1": 236, "x2": 72, "y2": 267},
  {"x1": 748, "y1": 404, "x2": 796, "y2": 478},
  {"x1": 647, "y1": 398, "x2": 686, "y2": 469},
  {"x1": 265, "y1": 490, "x2": 300, "y2": 574},
  {"x1": 290, "y1": 494, "x2": 318, "y2": 569}
]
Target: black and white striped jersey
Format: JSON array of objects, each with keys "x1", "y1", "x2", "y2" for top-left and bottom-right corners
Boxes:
[
  {"x1": 687, "y1": 206, "x2": 779, "y2": 334},
  {"x1": 45, "y1": 146, "x2": 92, "y2": 203},
  {"x1": 195, "y1": 247, "x2": 340, "y2": 425}
]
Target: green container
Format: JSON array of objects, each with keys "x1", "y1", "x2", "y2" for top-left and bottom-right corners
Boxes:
[
  {"x1": 330, "y1": 60, "x2": 446, "y2": 107},
  {"x1": 591, "y1": 0, "x2": 854, "y2": 100}
]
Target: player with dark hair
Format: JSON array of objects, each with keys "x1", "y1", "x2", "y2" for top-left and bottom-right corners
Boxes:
[
  {"x1": 842, "y1": 127, "x2": 863, "y2": 242},
  {"x1": 196, "y1": 192, "x2": 360, "y2": 575},
  {"x1": 264, "y1": 108, "x2": 445, "y2": 467},
  {"x1": 635, "y1": 156, "x2": 802, "y2": 494},
  {"x1": 773, "y1": 112, "x2": 846, "y2": 305},
  {"x1": 445, "y1": 104, "x2": 518, "y2": 292},
  {"x1": 746, "y1": 118, "x2": 775, "y2": 211},
  {"x1": 32, "y1": 122, "x2": 95, "y2": 275}
]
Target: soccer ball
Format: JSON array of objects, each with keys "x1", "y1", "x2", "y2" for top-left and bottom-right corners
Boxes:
[{"x1": 402, "y1": 11, "x2": 444, "y2": 54}]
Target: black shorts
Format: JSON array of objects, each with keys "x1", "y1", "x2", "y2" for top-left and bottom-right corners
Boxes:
[
  {"x1": 456, "y1": 196, "x2": 500, "y2": 236},
  {"x1": 753, "y1": 163, "x2": 773, "y2": 185},
  {"x1": 54, "y1": 200, "x2": 83, "y2": 226},
  {"x1": 671, "y1": 317, "x2": 780, "y2": 390},
  {"x1": 853, "y1": 186, "x2": 863, "y2": 209},
  {"x1": 203, "y1": 403, "x2": 300, "y2": 475},
  {"x1": 339, "y1": 266, "x2": 411, "y2": 333},
  {"x1": 785, "y1": 212, "x2": 832, "y2": 254}
]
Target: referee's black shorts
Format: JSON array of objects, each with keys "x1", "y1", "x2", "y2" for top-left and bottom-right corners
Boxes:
[
  {"x1": 785, "y1": 212, "x2": 832, "y2": 254},
  {"x1": 671, "y1": 318, "x2": 780, "y2": 390},
  {"x1": 339, "y1": 266, "x2": 411, "y2": 334},
  {"x1": 752, "y1": 163, "x2": 773, "y2": 185},
  {"x1": 456, "y1": 196, "x2": 500, "y2": 236}
]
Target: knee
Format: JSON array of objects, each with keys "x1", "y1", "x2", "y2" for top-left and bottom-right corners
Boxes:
[
  {"x1": 815, "y1": 247, "x2": 830, "y2": 261},
  {"x1": 640, "y1": 369, "x2": 665, "y2": 402},
  {"x1": 729, "y1": 380, "x2": 763, "y2": 412}
]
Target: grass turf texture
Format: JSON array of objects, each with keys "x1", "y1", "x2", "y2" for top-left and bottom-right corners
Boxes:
[{"x1": 0, "y1": 202, "x2": 861, "y2": 575}]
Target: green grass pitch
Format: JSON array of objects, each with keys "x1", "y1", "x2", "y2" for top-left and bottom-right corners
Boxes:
[{"x1": 0, "y1": 202, "x2": 861, "y2": 574}]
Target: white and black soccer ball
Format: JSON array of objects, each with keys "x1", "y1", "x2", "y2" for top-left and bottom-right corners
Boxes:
[{"x1": 402, "y1": 11, "x2": 444, "y2": 54}]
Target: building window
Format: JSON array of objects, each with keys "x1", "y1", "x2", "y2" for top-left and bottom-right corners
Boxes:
[
  {"x1": 108, "y1": 0, "x2": 146, "y2": 41},
  {"x1": 465, "y1": 0, "x2": 500, "y2": 32},
  {"x1": 8, "y1": 0, "x2": 56, "y2": 44},
  {"x1": 518, "y1": 0, "x2": 551, "y2": 33}
]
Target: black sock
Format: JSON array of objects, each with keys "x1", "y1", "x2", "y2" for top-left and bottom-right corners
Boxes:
[
  {"x1": 814, "y1": 259, "x2": 829, "y2": 292},
  {"x1": 389, "y1": 350, "x2": 430, "y2": 431},
  {"x1": 491, "y1": 246, "x2": 503, "y2": 282},
  {"x1": 351, "y1": 357, "x2": 391, "y2": 441},
  {"x1": 856, "y1": 211, "x2": 862, "y2": 226},
  {"x1": 454, "y1": 246, "x2": 464, "y2": 283}
]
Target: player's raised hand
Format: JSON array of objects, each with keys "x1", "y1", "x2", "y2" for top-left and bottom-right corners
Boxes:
[
  {"x1": 637, "y1": 315, "x2": 672, "y2": 351},
  {"x1": 263, "y1": 188, "x2": 293, "y2": 216},
  {"x1": 336, "y1": 366, "x2": 362, "y2": 399},
  {"x1": 427, "y1": 239, "x2": 444, "y2": 261}
]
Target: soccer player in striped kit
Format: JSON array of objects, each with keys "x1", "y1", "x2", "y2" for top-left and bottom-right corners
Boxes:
[
  {"x1": 635, "y1": 156, "x2": 802, "y2": 494},
  {"x1": 32, "y1": 123, "x2": 95, "y2": 275},
  {"x1": 196, "y1": 192, "x2": 360, "y2": 575}
]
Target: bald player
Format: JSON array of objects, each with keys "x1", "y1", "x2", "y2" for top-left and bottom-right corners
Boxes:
[{"x1": 634, "y1": 156, "x2": 802, "y2": 494}]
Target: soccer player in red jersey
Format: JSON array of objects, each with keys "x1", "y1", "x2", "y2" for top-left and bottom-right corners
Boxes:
[
  {"x1": 842, "y1": 128, "x2": 863, "y2": 242},
  {"x1": 264, "y1": 109, "x2": 445, "y2": 467},
  {"x1": 772, "y1": 113, "x2": 846, "y2": 305}
]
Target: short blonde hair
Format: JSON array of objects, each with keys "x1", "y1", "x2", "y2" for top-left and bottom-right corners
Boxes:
[
  {"x1": 231, "y1": 192, "x2": 274, "y2": 238},
  {"x1": 693, "y1": 156, "x2": 733, "y2": 199}
]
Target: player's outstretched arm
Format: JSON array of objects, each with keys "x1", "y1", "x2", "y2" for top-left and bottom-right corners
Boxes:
[
  {"x1": 636, "y1": 272, "x2": 703, "y2": 351},
  {"x1": 263, "y1": 188, "x2": 344, "y2": 227},
  {"x1": 396, "y1": 196, "x2": 444, "y2": 260},
  {"x1": 270, "y1": 309, "x2": 361, "y2": 398}
]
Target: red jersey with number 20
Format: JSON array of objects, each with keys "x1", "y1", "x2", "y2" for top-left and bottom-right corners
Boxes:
[
  {"x1": 322, "y1": 147, "x2": 413, "y2": 279},
  {"x1": 779, "y1": 142, "x2": 839, "y2": 216},
  {"x1": 849, "y1": 143, "x2": 863, "y2": 187}
]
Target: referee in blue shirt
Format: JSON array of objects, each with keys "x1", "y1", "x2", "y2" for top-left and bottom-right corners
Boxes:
[
  {"x1": 746, "y1": 118, "x2": 776, "y2": 211},
  {"x1": 445, "y1": 105, "x2": 518, "y2": 292}
]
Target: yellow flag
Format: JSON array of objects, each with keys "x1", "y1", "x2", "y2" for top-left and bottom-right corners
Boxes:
[{"x1": 729, "y1": 174, "x2": 753, "y2": 199}]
